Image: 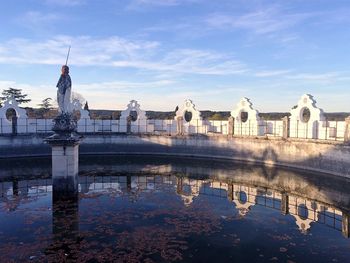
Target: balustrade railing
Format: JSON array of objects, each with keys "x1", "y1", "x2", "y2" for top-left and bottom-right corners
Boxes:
[{"x1": 0, "y1": 117, "x2": 347, "y2": 142}]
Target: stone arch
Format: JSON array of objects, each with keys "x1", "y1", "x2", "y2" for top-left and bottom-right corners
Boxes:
[
  {"x1": 230, "y1": 97, "x2": 263, "y2": 136},
  {"x1": 288, "y1": 196, "x2": 321, "y2": 234},
  {"x1": 120, "y1": 100, "x2": 146, "y2": 121},
  {"x1": 72, "y1": 99, "x2": 90, "y2": 120},
  {"x1": 175, "y1": 99, "x2": 202, "y2": 122},
  {"x1": 232, "y1": 185, "x2": 257, "y2": 217},
  {"x1": 290, "y1": 94, "x2": 325, "y2": 139},
  {"x1": 0, "y1": 95, "x2": 28, "y2": 123},
  {"x1": 174, "y1": 99, "x2": 209, "y2": 134},
  {"x1": 120, "y1": 100, "x2": 148, "y2": 133}
]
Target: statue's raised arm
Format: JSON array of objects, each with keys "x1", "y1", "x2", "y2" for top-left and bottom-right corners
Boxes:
[{"x1": 56, "y1": 65, "x2": 72, "y2": 113}]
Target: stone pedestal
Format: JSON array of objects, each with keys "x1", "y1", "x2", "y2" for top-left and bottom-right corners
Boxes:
[
  {"x1": 344, "y1": 116, "x2": 350, "y2": 142},
  {"x1": 281, "y1": 192, "x2": 289, "y2": 215},
  {"x1": 50, "y1": 141, "x2": 80, "y2": 200},
  {"x1": 45, "y1": 113, "x2": 82, "y2": 200},
  {"x1": 177, "y1": 116, "x2": 184, "y2": 135},
  {"x1": 228, "y1": 117, "x2": 235, "y2": 136},
  {"x1": 282, "y1": 116, "x2": 290, "y2": 139},
  {"x1": 342, "y1": 212, "x2": 350, "y2": 238}
]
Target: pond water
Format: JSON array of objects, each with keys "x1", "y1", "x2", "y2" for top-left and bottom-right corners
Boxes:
[{"x1": 0, "y1": 156, "x2": 350, "y2": 262}]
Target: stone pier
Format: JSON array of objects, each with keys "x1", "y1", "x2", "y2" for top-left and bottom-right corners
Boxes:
[
  {"x1": 281, "y1": 192, "x2": 289, "y2": 215},
  {"x1": 342, "y1": 212, "x2": 350, "y2": 238},
  {"x1": 45, "y1": 113, "x2": 82, "y2": 200},
  {"x1": 48, "y1": 139, "x2": 81, "y2": 200}
]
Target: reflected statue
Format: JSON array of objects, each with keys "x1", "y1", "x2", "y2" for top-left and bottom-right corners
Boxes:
[
  {"x1": 46, "y1": 193, "x2": 80, "y2": 261},
  {"x1": 56, "y1": 65, "x2": 72, "y2": 114}
]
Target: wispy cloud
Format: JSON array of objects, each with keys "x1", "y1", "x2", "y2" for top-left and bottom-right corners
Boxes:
[
  {"x1": 255, "y1": 70, "x2": 292, "y2": 77},
  {"x1": 44, "y1": 0, "x2": 85, "y2": 6},
  {"x1": 285, "y1": 72, "x2": 349, "y2": 85},
  {"x1": 0, "y1": 35, "x2": 159, "y2": 65},
  {"x1": 16, "y1": 11, "x2": 63, "y2": 31},
  {"x1": 0, "y1": 36, "x2": 246, "y2": 76},
  {"x1": 127, "y1": 0, "x2": 198, "y2": 9},
  {"x1": 206, "y1": 7, "x2": 315, "y2": 35}
]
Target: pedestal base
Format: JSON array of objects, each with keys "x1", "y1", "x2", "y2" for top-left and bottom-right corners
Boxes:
[{"x1": 51, "y1": 142, "x2": 80, "y2": 200}]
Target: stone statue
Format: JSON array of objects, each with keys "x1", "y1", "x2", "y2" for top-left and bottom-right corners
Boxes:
[{"x1": 56, "y1": 65, "x2": 72, "y2": 113}]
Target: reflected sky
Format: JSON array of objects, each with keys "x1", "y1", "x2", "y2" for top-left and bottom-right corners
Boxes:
[{"x1": 0, "y1": 156, "x2": 350, "y2": 262}]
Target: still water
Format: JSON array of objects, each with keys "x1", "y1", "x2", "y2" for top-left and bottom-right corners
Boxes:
[{"x1": 0, "y1": 156, "x2": 350, "y2": 262}]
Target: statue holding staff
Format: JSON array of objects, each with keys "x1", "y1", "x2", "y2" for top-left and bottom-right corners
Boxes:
[{"x1": 56, "y1": 46, "x2": 72, "y2": 113}]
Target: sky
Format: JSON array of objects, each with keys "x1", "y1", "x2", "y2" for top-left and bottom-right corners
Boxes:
[{"x1": 0, "y1": 0, "x2": 349, "y2": 112}]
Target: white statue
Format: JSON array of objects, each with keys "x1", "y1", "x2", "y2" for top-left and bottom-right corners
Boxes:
[{"x1": 56, "y1": 65, "x2": 72, "y2": 113}]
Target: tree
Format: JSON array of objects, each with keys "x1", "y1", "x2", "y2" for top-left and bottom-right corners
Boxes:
[
  {"x1": 37, "y1": 98, "x2": 53, "y2": 118},
  {"x1": 84, "y1": 101, "x2": 89, "y2": 111},
  {"x1": 38, "y1": 98, "x2": 53, "y2": 111},
  {"x1": 71, "y1": 92, "x2": 86, "y2": 105},
  {"x1": 0, "y1": 87, "x2": 31, "y2": 106}
]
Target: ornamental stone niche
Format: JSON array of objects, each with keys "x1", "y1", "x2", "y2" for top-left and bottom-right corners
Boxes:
[
  {"x1": 230, "y1": 97, "x2": 263, "y2": 136},
  {"x1": 0, "y1": 95, "x2": 28, "y2": 134},
  {"x1": 174, "y1": 99, "x2": 206, "y2": 134},
  {"x1": 71, "y1": 99, "x2": 92, "y2": 133},
  {"x1": 289, "y1": 94, "x2": 325, "y2": 139},
  {"x1": 120, "y1": 100, "x2": 148, "y2": 133}
]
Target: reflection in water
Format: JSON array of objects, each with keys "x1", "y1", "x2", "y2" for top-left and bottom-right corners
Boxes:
[{"x1": 0, "y1": 156, "x2": 350, "y2": 262}]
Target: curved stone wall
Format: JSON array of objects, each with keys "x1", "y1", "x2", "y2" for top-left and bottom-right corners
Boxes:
[{"x1": 0, "y1": 134, "x2": 349, "y2": 178}]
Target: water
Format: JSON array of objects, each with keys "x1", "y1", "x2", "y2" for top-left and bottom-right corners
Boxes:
[{"x1": 0, "y1": 156, "x2": 350, "y2": 262}]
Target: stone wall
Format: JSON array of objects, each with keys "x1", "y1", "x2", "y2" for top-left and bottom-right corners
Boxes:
[{"x1": 1, "y1": 134, "x2": 349, "y2": 179}]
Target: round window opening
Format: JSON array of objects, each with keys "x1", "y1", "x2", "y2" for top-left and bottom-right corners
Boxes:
[
  {"x1": 129, "y1": 111, "x2": 138, "y2": 122},
  {"x1": 6, "y1": 108, "x2": 17, "y2": 121},
  {"x1": 184, "y1": 111, "x2": 192, "y2": 122},
  {"x1": 297, "y1": 204, "x2": 308, "y2": 220},
  {"x1": 301, "y1": 107, "x2": 311, "y2": 123},
  {"x1": 237, "y1": 191, "x2": 247, "y2": 204},
  {"x1": 240, "y1": 111, "x2": 248, "y2": 123}
]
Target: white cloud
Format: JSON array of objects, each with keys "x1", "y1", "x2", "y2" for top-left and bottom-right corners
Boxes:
[
  {"x1": 44, "y1": 0, "x2": 85, "y2": 6},
  {"x1": 285, "y1": 72, "x2": 343, "y2": 84},
  {"x1": 255, "y1": 70, "x2": 292, "y2": 77},
  {"x1": 206, "y1": 7, "x2": 315, "y2": 35},
  {"x1": 17, "y1": 11, "x2": 63, "y2": 30},
  {"x1": 0, "y1": 36, "x2": 246, "y2": 76},
  {"x1": 128, "y1": 0, "x2": 197, "y2": 9}
]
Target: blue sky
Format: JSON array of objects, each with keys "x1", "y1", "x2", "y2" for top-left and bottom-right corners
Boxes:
[{"x1": 0, "y1": 0, "x2": 349, "y2": 112}]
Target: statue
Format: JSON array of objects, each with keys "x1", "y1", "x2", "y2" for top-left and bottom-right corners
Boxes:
[{"x1": 56, "y1": 65, "x2": 72, "y2": 113}]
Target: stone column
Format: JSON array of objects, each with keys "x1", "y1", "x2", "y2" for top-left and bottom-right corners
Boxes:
[
  {"x1": 47, "y1": 196, "x2": 79, "y2": 259},
  {"x1": 176, "y1": 177, "x2": 183, "y2": 194},
  {"x1": 282, "y1": 116, "x2": 290, "y2": 139},
  {"x1": 45, "y1": 113, "x2": 81, "y2": 201},
  {"x1": 281, "y1": 192, "x2": 289, "y2": 215},
  {"x1": 344, "y1": 116, "x2": 350, "y2": 142},
  {"x1": 228, "y1": 117, "x2": 235, "y2": 136},
  {"x1": 177, "y1": 116, "x2": 184, "y2": 135},
  {"x1": 227, "y1": 183, "x2": 234, "y2": 202},
  {"x1": 342, "y1": 211, "x2": 350, "y2": 238},
  {"x1": 48, "y1": 139, "x2": 81, "y2": 200}
]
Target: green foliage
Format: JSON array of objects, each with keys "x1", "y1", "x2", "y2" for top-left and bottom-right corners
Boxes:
[
  {"x1": 84, "y1": 101, "x2": 89, "y2": 111},
  {"x1": 0, "y1": 87, "x2": 31, "y2": 105},
  {"x1": 37, "y1": 98, "x2": 53, "y2": 118},
  {"x1": 38, "y1": 98, "x2": 53, "y2": 110}
]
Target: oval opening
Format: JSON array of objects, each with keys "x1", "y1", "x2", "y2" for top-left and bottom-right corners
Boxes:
[
  {"x1": 184, "y1": 111, "x2": 192, "y2": 122},
  {"x1": 129, "y1": 111, "x2": 138, "y2": 122},
  {"x1": 297, "y1": 204, "x2": 308, "y2": 220},
  {"x1": 240, "y1": 111, "x2": 248, "y2": 123},
  {"x1": 237, "y1": 191, "x2": 247, "y2": 204},
  {"x1": 6, "y1": 108, "x2": 17, "y2": 121},
  {"x1": 301, "y1": 108, "x2": 311, "y2": 123}
]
